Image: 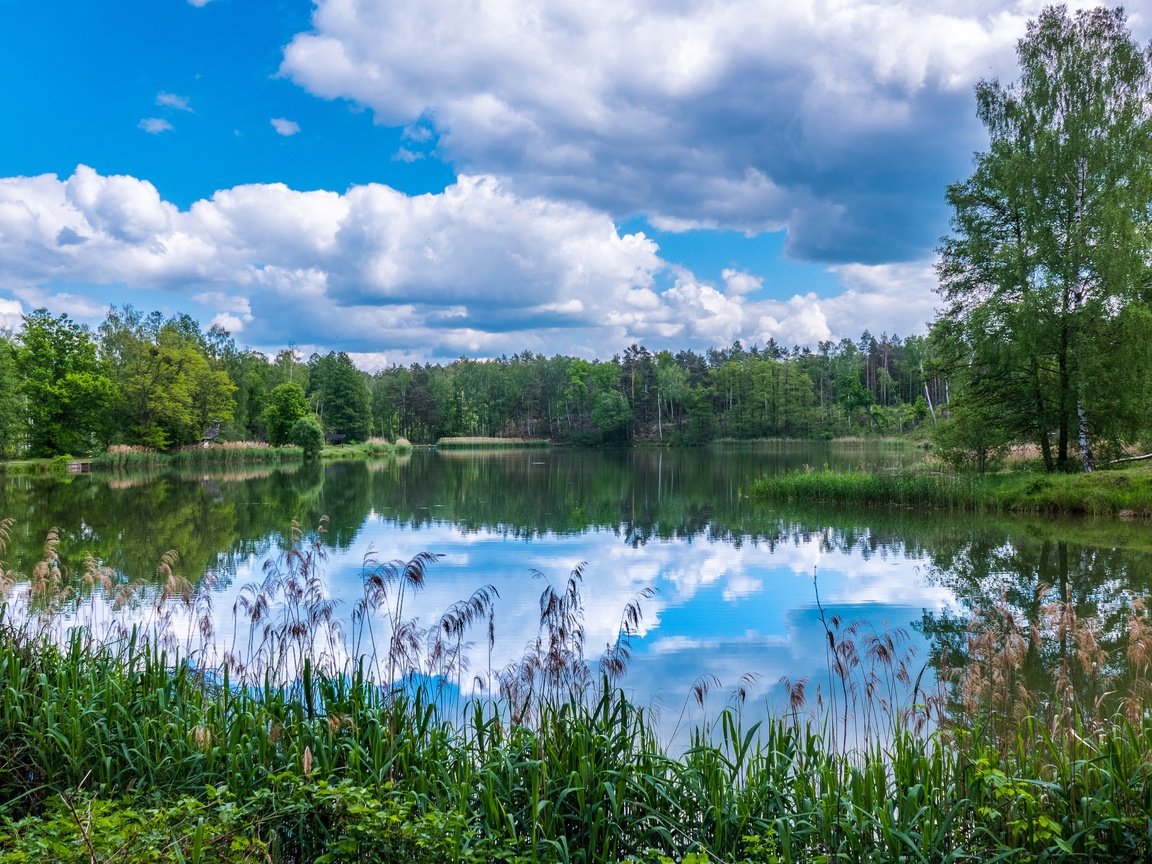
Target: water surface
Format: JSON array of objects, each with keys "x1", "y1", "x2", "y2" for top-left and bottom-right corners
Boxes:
[{"x1": 3, "y1": 444, "x2": 1150, "y2": 739}]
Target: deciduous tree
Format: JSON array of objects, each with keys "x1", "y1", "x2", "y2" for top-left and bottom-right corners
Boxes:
[{"x1": 936, "y1": 6, "x2": 1152, "y2": 471}]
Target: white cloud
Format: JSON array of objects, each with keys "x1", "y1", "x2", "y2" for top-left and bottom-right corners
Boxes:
[
  {"x1": 0, "y1": 298, "x2": 22, "y2": 331},
  {"x1": 0, "y1": 166, "x2": 937, "y2": 359},
  {"x1": 278, "y1": 0, "x2": 1125, "y2": 261},
  {"x1": 722, "y1": 269, "x2": 762, "y2": 295},
  {"x1": 138, "y1": 118, "x2": 174, "y2": 134},
  {"x1": 824, "y1": 261, "x2": 939, "y2": 338},
  {"x1": 156, "y1": 92, "x2": 192, "y2": 112},
  {"x1": 270, "y1": 117, "x2": 301, "y2": 137}
]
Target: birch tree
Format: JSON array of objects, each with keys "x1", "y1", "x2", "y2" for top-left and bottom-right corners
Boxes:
[{"x1": 936, "y1": 6, "x2": 1152, "y2": 471}]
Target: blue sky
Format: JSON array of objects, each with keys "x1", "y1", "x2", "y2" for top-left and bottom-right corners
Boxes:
[{"x1": 1, "y1": 0, "x2": 1145, "y2": 366}]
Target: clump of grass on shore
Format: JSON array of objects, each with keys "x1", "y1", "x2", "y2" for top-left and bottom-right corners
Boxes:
[
  {"x1": 320, "y1": 437, "x2": 412, "y2": 459},
  {"x1": 749, "y1": 466, "x2": 1152, "y2": 516},
  {"x1": 436, "y1": 436, "x2": 551, "y2": 449},
  {"x1": 95, "y1": 442, "x2": 305, "y2": 469}
]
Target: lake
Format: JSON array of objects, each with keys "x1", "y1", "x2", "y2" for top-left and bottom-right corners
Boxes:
[{"x1": 3, "y1": 443, "x2": 1151, "y2": 742}]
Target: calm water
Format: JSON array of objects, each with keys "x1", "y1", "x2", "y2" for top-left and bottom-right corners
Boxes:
[{"x1": 3, "y1": 443, "x2": 1152, "y2": 737}]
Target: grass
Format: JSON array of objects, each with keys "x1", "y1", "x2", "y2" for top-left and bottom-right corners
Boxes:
[
  {"x1": 435, "y1": 436, "x2": 552, "y2": 449},
  {"x1": 0, "y1": 456, "x2": 86, "y2": 476},
  {"x1": 89, "y1": 439, "x2": 417, "y2": 469},
  {"x1": 2, "y1": 518, "x2": 1152, "y2": 862},
  {"x1": 93, "y1": 441, "x2": 305, "y2": 469},
  {"x1": 749, "y1": 464, "x2": 1152, "y2": 516},
  {"x1": 322, "y1": 437, "x2": 413, "y2": 459}
]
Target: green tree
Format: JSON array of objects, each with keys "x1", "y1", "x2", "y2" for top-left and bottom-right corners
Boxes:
[
  {"x1": 0, "y1": 333, "x2": 23, "y2": 458},
  {"x1": 591, "y1": 390, "x2": 632, "y2": 442},
  {"x1": 654, "y1": 351, "x2": 688, "y2": 442},
  {"x1": 289, "y1": 414, "x2": 325, "y2": 458},
  {"x1": 263, "y1": 382, "x2": 308, "y2": 446},
  {"x1": 308, "y1": 352, "x2": 371, "y2": 443},
  {"x1": 99, "y1": 307, "x2": 235, "y2": 450},
  {"x1": 937, "y1": 6, "x2": 1152, "y2": 471},
  {"x1": 17, "y1": 309, "x2": 115, "y2": 457}
]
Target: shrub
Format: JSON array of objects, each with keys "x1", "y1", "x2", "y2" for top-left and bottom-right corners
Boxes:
[{"x1": 289, "y1": 415, "x2": 325, "y2": 459}]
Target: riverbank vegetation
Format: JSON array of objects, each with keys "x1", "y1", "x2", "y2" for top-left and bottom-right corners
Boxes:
[
  {"x1": 436, "y1": 436, "x2": 552, "y2": 448},
  {"x1": 2, "y1": 518, "x2": 1152, "y2": 863},
  {"x1": 749, "y1": 463, "x2": 1152, "y2": 517}
]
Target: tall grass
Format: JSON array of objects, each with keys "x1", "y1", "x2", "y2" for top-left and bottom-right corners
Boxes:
[
  {"x1": 749, "y1": 466, "x2": 1152, "y2": 516},
  {"x1": 321, "y1": 437, "x2": 413, "y2": 460},
  {"x1": 96, "y1": 442, "x2": 305, "y2": 469},
  {"x1": 2, "y1": 518, "x2": 1152, "y2": 862},
  {"x1": 435, "y1": 436, "x2": 551, "y2": 449}
]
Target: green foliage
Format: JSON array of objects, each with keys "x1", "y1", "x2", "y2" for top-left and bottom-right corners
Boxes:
[
  {"x1": 4, "y1": 619, "x2": 1152, "y2": 863},
  {"x1": 936, "y1": 6, "x2": 1152, "y2": 471},
  {"x1": 264, "y1": 382, "x2": 309, "y2": 446},
  {"x1": 2, "y1": 301, "x2": 942, "y2": 458},
  {"x1": 16, "y1": 309, "x2": 116, "y2": 457},
  {"x1": 931, "y1": 395, "x2": 1012, "y2": 473},
  {"x1": 0, "y1": 794, "x2": 269, "y2": 862},
  {"x1": 290, "y1": 415, "x2": 325, "y2": 458},
  {"x1": 750, "y1": 465, "x2": 1152, "y2": 516},
  {"x1": 591, "y1": 390, "x2": 632, "y2": 442},
  {"x1": 0, "y1": 335, "x2": 22, "y2": 459},
  {"x1": 99, "y1": 306, "x2": 237, "y2": 451},
  {"x1": 309, "y1": 352, "x2": 372, "y2": 443}
]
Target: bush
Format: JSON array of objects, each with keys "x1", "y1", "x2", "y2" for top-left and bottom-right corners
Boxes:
[{"x1": 289, "y1": 415, "x2": 325, "y2": 459}]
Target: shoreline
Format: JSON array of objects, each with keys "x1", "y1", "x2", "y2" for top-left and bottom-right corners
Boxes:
[{"x1": 748, "y1": 465, "x2": 1152, "y2": 518}]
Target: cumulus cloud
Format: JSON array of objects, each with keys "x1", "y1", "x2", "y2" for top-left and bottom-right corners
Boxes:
[
  {"x1": 138, "y1": 117, "x2": 174, "y2": 134},
  {"x1": 0, "y1": 166, "x2": 933, "y2": 359},
  {"x1": 270, "y1": 117, "x2": 301, "y2": 136},
  {"x1": 722, "y1": 269, "x2": 762, "y2": 295},
  {"x1": 277, "y1": 0, "x2": 1131, "y2": 264},
  {"x1": 0, "y1": 298, "x2": 22, "y2": 331}
]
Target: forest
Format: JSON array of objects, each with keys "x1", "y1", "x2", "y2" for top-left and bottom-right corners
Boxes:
[{"x1": 0, "y1": 305, "x2": 943, "y2": 457}]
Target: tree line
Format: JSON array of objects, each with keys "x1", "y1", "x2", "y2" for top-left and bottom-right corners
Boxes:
[{"x1": 0, "y1": 305, "x2": 942, "y2": 458}]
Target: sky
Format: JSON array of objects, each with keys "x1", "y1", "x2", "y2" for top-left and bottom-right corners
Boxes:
[{"x1": 1, "y1": 0, "x2": 1146, "y2": 368}]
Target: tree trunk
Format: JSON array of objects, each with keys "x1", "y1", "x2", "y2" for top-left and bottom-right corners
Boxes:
[{"x1": 1077, "y1": 400, "x2": 1096, "y2": 472}]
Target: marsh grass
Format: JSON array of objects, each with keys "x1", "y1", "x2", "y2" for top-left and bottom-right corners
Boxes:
[
  {"x1": 320, "y1": 438, "x2": 411, "y2": 460},
  {"x1": 96, "y1": 442, "x2": 305, "y2": 469},
  {"x1": 2, "y1": 519, "x2": 1152, "y2": 862},
  {"x1": 435, "y1": 436, "x2": 551, "y2": 449},
  {"x1": 750, "y1": 465, "x2": 1152, "y2": 516}
]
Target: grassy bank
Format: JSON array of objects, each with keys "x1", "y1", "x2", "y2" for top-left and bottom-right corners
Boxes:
[
  {"x1": 749, "y1": 465, "x2": 1152, "y2": 516},
  {"x1": 93, "y1": 441, "x2": 305, "y2": 469},
  {"x1": 83, "y1": 438, "x2": 414, "y2": 469},
  {"x1": 0, "y1": 457, "x2": 79, "y2": 476},
  {"x1": 436, "y1": 436, "x2": 552, "y2": 449},
  {"x1": 320, "y1": 436, "x2": 413, "y2": 459},
  {"x1": 3, "y1": 523, "x2": 1152, "y2": 863}
]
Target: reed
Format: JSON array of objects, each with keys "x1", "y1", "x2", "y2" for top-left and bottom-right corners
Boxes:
[
  {"x1": 749, "y1": 466, "x2": 1152, "y2": 516},
  {"x1": 2, "y1": 520, "x2": 1152, "y2": 863},
  {"x1": 435, "y1": 436, "x2": 552, "y2": 449},
  {"x1": 320, "y1": 438, "x2": 408, "y2": 459},
  {"x1": 94, "y1": 441, "x2": 305, "y2": 469}
]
